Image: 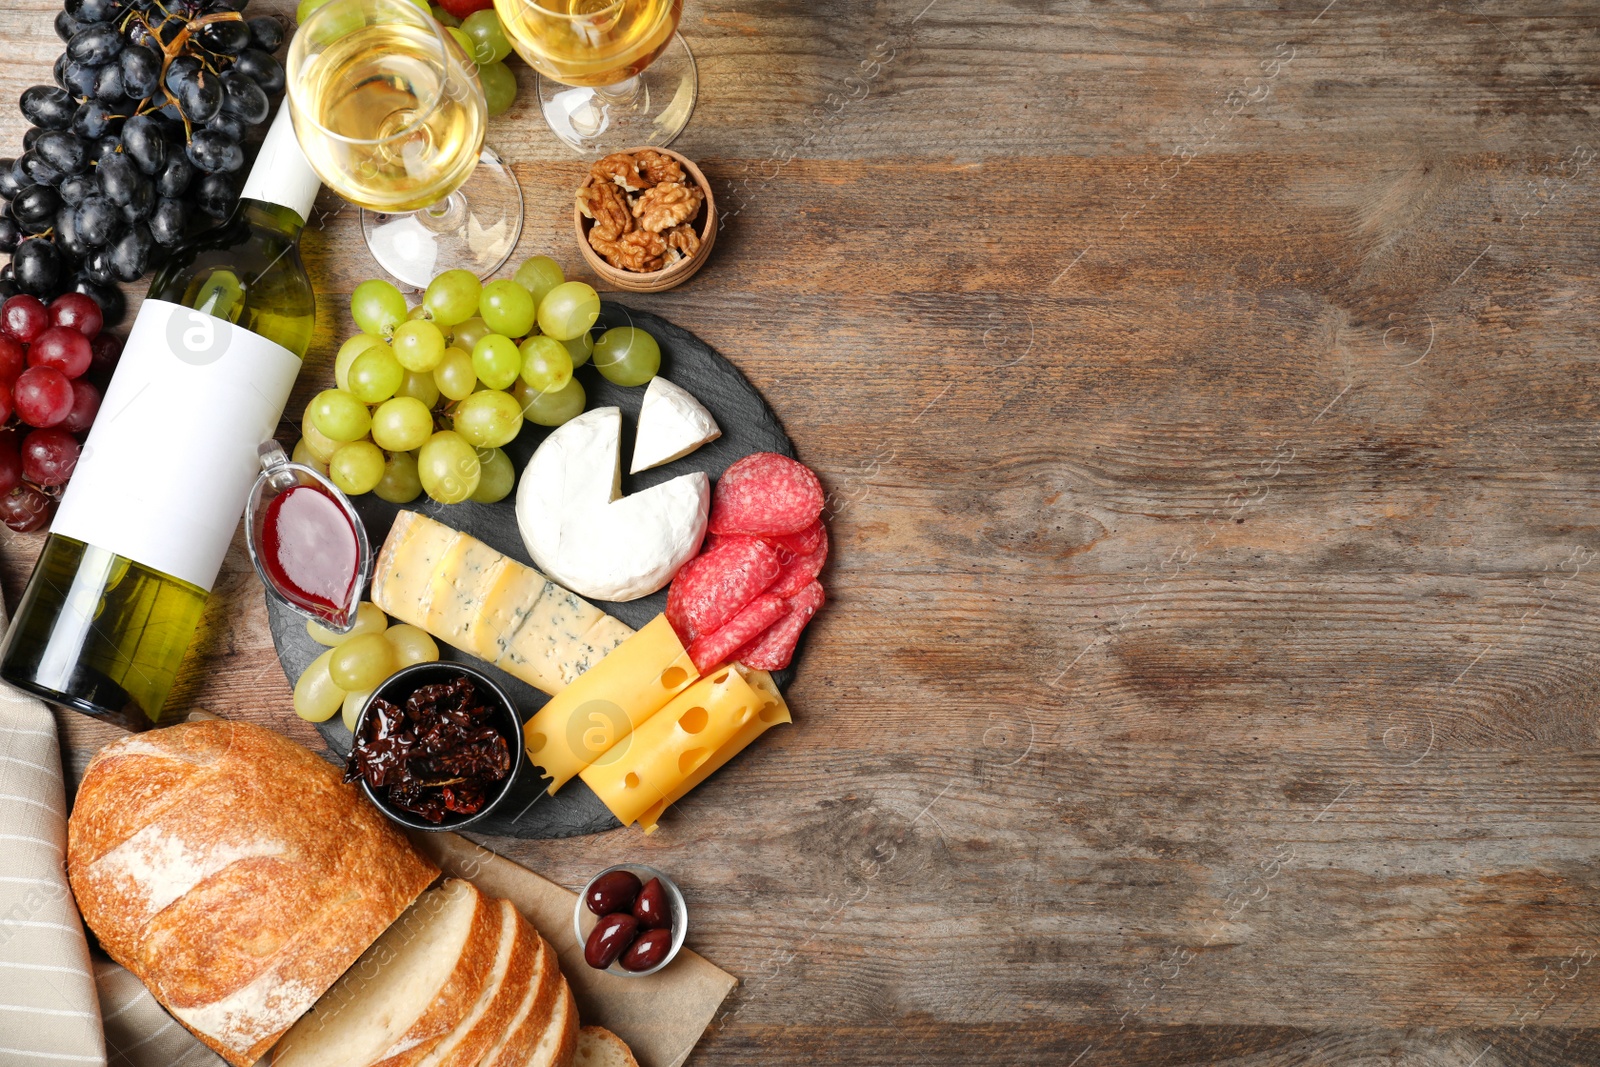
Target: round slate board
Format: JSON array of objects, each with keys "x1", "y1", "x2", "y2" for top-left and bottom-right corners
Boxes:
[{"x1": 268, "y1": 303, "x2": 799, "y2": 839}]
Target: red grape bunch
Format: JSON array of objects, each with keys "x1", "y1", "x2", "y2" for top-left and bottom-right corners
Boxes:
[
  {"x1": 0, "y1": 0, "x2": 287, "y2": 317},
  {"x1": 0, "y1": 291, "x2": 121, "y2": 532}
]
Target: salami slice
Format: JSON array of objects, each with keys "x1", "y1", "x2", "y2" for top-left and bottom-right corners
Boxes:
[
  {"x1": 688, "y1": 593, "x2": 788, "y2": 673},
  {"x1": 665, "y1": 535, "x2": 782, "y2": 642},
  {"x1": 708, "y1": 452, "x2": 824, "y2": 537},
  {"x1": 772, "y1": 518, "x2": 825, "y2": 556},
  {"x1": 767, "y1": 522, "x2": 829, "y2": 599},
  {"x1": 737, "y1": 581, "x2": 824, "y2": 671}
]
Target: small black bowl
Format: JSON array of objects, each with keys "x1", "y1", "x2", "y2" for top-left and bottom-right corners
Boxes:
[{"x1": 349, "y1": 662, "x2": 524, "y2": 832}]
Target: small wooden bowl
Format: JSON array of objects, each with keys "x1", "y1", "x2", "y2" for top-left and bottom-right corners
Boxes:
[{"x1": 573, "y1": 146, "x2": 717, "y2": 294}]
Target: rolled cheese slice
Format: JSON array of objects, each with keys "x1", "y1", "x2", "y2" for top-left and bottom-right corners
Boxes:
[
  {"x1": 580, "y1": 665, "x2": 785, "y2": 828},
  {"x1": 521, "y1": 614, "x2": 699, "y2": 794},
  {"x1": 638, "y1": 667, "x2": 793, "y2": 833}
]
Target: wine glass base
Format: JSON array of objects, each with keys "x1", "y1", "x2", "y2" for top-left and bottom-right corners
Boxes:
[
  {"x1": 537, "y1": 33, "x2": 698, "y2": 155},
  {"x1": 359, "y1": 145, "x2": 525, "y2": 289}
]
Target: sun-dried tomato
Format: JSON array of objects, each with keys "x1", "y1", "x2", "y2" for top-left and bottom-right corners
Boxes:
[{"x1": 345, "y1": 674, "x2": 512, "y2": 823}]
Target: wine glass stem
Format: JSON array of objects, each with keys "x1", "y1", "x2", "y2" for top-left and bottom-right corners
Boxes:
[
  {"x1": 594, "y1": 76, "x2": 643, "y2": 108},
  {"x1": 421, "y1": 192, "x2": 468, "y2": 230}
]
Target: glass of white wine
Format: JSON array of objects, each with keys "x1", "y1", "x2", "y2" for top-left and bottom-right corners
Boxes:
[
  {"x1": 286, "y1": 0, "x2": 524, "y2": 288},
  {"x1": 493, "y1": 0, "x2": 695, "y2": 154}
]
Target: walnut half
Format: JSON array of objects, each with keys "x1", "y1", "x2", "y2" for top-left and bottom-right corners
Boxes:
[
  {"x1": 590, "y1": 152, "x2": 645, "y2": 192},
  {"x1": 591, "y1": 227, "x2": 668, "y2": 272},
  {"x1": 633, "y1": 181, "x2": 704, "y2": 233},
  {"x1": 633, "y1": 149, "x2": 686, "y2": 188},
  {"x1": 577, "y1": 181, "x2": 633, "y2": 243},
  {"x1": 663, "y1": 223, "x2": 701, "y2": 264}
]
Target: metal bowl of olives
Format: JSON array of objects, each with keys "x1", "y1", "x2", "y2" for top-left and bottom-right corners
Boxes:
[{"x1": 573, "y1": 863, "x2": 688, "y2": 978}]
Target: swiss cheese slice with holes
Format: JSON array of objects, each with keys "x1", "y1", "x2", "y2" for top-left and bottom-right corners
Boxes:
[
  {"x1": 522, "y1": 614, "x2": 699, "y2": 794},
  {"x1": 638, "y1": 666, "x2": 794, "y2": 833},
  {"x1": 580, "y1": 665, "x2": 777, "y2": 827}
]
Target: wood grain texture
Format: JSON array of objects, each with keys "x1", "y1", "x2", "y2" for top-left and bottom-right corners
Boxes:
[{"x1": 4, "y1": 0, "x2": 1600, "y2": 1062}]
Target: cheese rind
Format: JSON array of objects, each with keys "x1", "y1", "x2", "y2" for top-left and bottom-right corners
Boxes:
[
  {"x1": 372, "y1": 512, "x2": 629, "y2": 696},
  {"x1": 581, "y1": 665, "x2": 788, "y2": 828},
  {"x1": 521, "y1": 615, "x2": 699, "y2": 794}
]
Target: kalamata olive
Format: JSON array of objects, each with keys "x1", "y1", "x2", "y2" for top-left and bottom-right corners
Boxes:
[
  {"x1": 619, "y1": 928, "x2": 674, "y2": 972},
  {"x1": 633, "y1": 877, "x2": 672, "y2": 930},
  {"x1": 586, "y1": 869, "x2": 642, "y2": 917},
  {"x1": 584, "y1": 912, "x2": 638, "y2": 970}
]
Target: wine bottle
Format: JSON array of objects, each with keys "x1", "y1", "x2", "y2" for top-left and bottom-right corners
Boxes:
[{"x1": 0, "y1": 107, "x2": 321, "y2": 731}]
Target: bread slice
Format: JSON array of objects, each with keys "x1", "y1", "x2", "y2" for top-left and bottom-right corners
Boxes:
[
  {"x1": 271, "y1": 879, "x2": 498, "y2": 1067},
  {"x1": 528, "y1": 980, "x2": 578, "y2": 1067},
  {"x1": 574, "y1": 1027, "x2": 639, "y2": 1067},
  {"x1": 417, "y1": 899, "x2": 537, "y2": 1067},
  {"x1": 478, "y1": 920, "x2": 561, "y2": 1067},
  {"x1": 371, "y1": 880, "x2": 502, "y2": 1067}
]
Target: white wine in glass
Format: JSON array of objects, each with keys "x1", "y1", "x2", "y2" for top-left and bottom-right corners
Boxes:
[
  {"x1": 287, "y1": 0, "x2": 524, "y2": 286},
  {"x1": 494, "y1": 0, "x2": 696, "y2": 154}
]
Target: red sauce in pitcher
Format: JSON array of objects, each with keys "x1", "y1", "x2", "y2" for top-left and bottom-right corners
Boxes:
[{"x1": 260, "y1": 485, "x2": 359, "y2": 621}]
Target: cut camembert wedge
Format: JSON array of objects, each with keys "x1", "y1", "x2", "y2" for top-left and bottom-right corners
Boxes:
[{"x1": 630, "y1": 377, "x2": 720, "y2": 473}]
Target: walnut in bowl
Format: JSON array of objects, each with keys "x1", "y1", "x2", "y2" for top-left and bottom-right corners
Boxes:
[{"x1": 574, "y1": 147, "x2": 716, "y2": 294}]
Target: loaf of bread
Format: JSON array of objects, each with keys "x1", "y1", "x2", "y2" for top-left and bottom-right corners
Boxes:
[
  {"x1": 276, "y1": 879, "x2": 577, "y2": 1067},
  {"x1": 66, "y1": 720, "x2": 440, "y2": 1066}
]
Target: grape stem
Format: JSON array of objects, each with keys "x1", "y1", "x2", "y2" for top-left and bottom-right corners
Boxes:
[{"x1": 118, "y1": 8, "x2": 247, "y2": 139}]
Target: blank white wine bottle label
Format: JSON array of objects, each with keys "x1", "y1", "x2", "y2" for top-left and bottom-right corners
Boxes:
[{"x1": 53, "y1": 299, "x2": 302, "y2": 592}]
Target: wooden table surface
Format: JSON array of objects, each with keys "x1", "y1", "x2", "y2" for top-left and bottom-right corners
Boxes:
[{"x1": 6, "y1": 0, "x2": 1600, "y2": 1063}]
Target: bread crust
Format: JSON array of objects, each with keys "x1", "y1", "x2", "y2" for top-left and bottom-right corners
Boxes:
[{"x1": 66, "y1": 721, "x2": 439, "y2": 1067}]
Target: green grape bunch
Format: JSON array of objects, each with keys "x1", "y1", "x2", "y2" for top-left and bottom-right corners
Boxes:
[{"x1": 299, "y1": 259, "x2": 661, "y2": 509}]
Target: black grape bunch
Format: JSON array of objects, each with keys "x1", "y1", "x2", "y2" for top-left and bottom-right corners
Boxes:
[{"x1": 0, "y1": 0, "x2": 287, "y2": 323}]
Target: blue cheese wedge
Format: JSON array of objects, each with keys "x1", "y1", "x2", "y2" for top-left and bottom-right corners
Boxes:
[
  {"x1": 371, "y1": 511, "x2": 631, "y2": 696},
  {"x1": 630, "y1": 377, "x2": 721, "y2": 474}
]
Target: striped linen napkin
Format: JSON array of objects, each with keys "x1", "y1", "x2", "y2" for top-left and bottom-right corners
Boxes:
[
  {"x1": 95, "y1": 959, "x2": 222, "y2": 1067},
  {"x1": 0, "y1": 599, "x2": 222, "y2": 1067},
  {"x1": 0, "y1": 669, "x2": 105, "y2": 1066}
]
